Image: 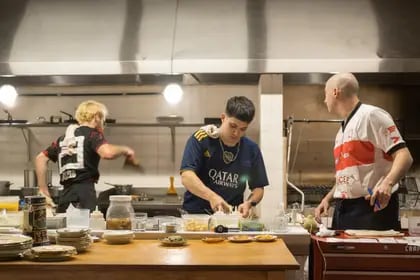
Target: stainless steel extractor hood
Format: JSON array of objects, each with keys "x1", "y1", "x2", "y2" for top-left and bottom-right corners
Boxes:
[{"x1": 1, "y1": 0, "x2": 420, "y2": 77}]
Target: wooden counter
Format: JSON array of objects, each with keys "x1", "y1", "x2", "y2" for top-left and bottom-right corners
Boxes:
[{"x1": 1, "y1": 239, "x2": 299, "y2": 280}]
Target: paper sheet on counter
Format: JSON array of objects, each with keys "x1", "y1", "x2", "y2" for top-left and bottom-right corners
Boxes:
[
  {"x1": 344, "y1": 229, "x2": 404, "y2": 237},
  {"x1": 325, "y1": 237, "x2": 378, "y2": 243}
]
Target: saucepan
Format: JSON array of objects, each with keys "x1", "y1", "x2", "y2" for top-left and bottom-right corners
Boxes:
[{"x1": 104, "y1": 182, "x2": 133, "y2": 195}]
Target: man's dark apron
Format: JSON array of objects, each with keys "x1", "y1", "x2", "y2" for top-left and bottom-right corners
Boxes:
[{"x1": 332, "y1": 192, "x2": 400, "y2": 230}]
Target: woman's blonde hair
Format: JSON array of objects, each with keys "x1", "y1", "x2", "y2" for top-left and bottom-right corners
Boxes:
[{"x1": 75, "y1": 100, "x2": 108, "y2": 124}]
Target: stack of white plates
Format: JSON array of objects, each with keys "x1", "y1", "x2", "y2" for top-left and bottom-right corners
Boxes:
[
  {"x1": 0, "y1": 227, "x2": 23, "y2": 234},
  {"x1": 24, "y1": 245, "x2": 77, "y2": 262},
  {"x1": 103, "y1": 230, "x2": 134, "y2": 244},
  {"x1": 0, "y1": 234, "x2": 33, "y2": 260},
  {"x1": 56, "y1": 228, "x2": 92, "y2": 252}
]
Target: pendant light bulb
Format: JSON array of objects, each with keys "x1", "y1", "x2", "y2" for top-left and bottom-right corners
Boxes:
[
  {"x1": 163, "y1": 83, "x2": 183, "y2": 105},
  {"x1": 0, "y1": 84, "x2": 18, "y2": 107}
]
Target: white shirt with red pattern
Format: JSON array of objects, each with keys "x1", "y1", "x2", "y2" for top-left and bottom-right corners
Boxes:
[{"x1": 333, "y1": 104, "x2": 404, "y2": 199}]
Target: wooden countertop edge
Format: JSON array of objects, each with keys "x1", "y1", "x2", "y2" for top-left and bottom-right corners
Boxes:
[
  {"x1": 0, "y1": 240, "x2": 300, "y2": 270},
  {"x1": 0, "y1": 263, "x2": 300, "y2": 270}
]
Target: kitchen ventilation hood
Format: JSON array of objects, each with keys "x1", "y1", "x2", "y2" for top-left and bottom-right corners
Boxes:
[{"x1": 1, "y1": 0, "x2": 420, "y2": 77}]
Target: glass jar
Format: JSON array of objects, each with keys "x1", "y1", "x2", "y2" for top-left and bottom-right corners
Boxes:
[
  {"x1": 106, "y1": 195, "x2": 134, "y2": 230},
  {"x1": 271, "y1": 206, "x2": 289, "y2": 233}
]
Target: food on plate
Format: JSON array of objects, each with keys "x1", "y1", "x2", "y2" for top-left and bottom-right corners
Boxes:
[
  {"x1": 201, "y1": 237, "x2": 225, "y2": 243},
  {"x1": 166, "y1": 235, "x2": 184, "y2": 242},
  {"x1": 254, "y1": 234, "x2": 277, "y2": 242},
  {"x1": 160, "y1": 235, "x2": 187, "y2": 246},
  {"x1": 227, "y1": 235, "x2": 253, "y2": 243}
]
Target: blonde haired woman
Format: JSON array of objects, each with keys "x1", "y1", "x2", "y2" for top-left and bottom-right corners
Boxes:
[{"x1": 35, "y1": 100, "x2": 138, "y2": 212}]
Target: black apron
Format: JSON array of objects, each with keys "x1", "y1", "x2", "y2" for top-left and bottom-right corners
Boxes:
[
  {"x1": 57, "y1": 181, "x2": 97, "y2": 213},
  {"x1": 332, "y1": 192, "x2": 400, "y2": 230}
]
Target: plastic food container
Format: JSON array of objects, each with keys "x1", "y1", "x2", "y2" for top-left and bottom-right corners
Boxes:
[
  {"x1": 408, "y1": 216, "x2": 420, "y2": 236},
  {"x1": 209, "y1": 212, "x2": 240, "y2": 230},
  {"x1": 46, "y1": 216, "x2": 66, "y2": 229},
  {"x1": 162, "y1": 222, "x2": 178, "y2": 233},
  {"x1": 0, "y1": 210, "x2": 23, "y2": 227},
  {"x1": 0, "y1": 196, "x2": 19, "y2": 212},
  {"x1": 239, "y1": 219, "x2": 265, "y2": 231},
  {"x1": 182, "y1": 214, "x2": 210, "y2": 231}
]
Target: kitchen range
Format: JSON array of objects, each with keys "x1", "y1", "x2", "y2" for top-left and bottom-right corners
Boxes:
[{"x1": 97, "y1": 186, "x2": 184, "y2": 218}]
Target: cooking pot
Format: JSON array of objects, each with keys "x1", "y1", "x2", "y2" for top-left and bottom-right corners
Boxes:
[
  {"x1": 0, "y1": 181, "x2": 11, "y2": 196},
  {"x1": 105, "y1": 182, "x2": 133, "y2": 195}
]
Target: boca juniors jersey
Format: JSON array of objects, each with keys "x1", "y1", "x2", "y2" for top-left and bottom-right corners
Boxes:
[{"x1": 180, "y1": 128, "x2": 269, "y2": 213}]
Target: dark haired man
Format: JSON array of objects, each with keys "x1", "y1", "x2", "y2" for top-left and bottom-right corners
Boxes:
[{"x1": 180, "y1": 96, "x2": 269, "y2": 218}]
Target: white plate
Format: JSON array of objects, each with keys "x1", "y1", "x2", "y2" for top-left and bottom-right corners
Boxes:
[
  {"x1": 103, "y1": 230, "x2": 133, "y2": 238},
  {"x1": 103, "y1": 230, "x2": 134, "y2": 244},
  {"x1": 159, "y1": 239, "x2": 187, "y2": 247},
  {"x1": 227, "y1": 236, "x2": 254, "y2": 243},
  {"x1": 90, "y1": 229, "x2": 105, "y2": 238},
  {"x1": 57, "y1": 228, "x2": 90, "y2": 238},
  {"x1": 0, "y1": 227, "x2": 22, "y2": 234},
  {"x1": 0, "y1": 234, "x2": 32, "y2": 245},
  {"x1": 104, "y1": 236, "x2": 133, "y2": 244},
  {"x1": 254, "y1": 234, "x2": 277, "y2": 242}
]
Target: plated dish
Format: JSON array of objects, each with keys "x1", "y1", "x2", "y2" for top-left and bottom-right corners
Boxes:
[
  {"x1": 201, "y1": 237, "x2": 225, "y2": 243},
  {"x1": 103, "y1": 230, "x2": 134, "y2": 244},
  {"x1": 24, "y1": 245, "x2": 77, "y2": 262},
  {"x1": 227, "y1": 235, "x2": 253, "y2": 243},
  {"x1": 254, "y1": 234, "x2": 277, "y2": 242},
  {"x1": 160, "y1": 235, "x2": 187, "y2": 247}
]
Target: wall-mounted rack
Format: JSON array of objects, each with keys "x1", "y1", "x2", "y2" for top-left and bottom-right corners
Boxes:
[{"x1": 0, "y1": 122, "x2": 204, "y2": 163}]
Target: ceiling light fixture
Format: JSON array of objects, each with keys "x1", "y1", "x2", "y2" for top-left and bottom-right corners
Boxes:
[
  {"x1": 162, "y1": 0, "x2": 183, "y2": 106},
  {"x1": 0, "y1": 84, "x2": 18, "y2": 108},
  {"x1": 163, "y1": 83, "x2": 183, "y2": 105}
]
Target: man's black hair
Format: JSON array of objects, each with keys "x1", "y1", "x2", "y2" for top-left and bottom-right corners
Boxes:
[{"x1": 225, "y1": 96, "x2": 255, "y2": 123}]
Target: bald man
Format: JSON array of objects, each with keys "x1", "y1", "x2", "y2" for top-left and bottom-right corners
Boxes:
[{"x1": 315, "y1": 73, "x2": 413, "y2": 230}]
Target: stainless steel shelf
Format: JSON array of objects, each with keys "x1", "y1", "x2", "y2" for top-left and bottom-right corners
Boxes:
[
  {"x1": 0, "y1": 122, "x2": 204, "y2": 128},
  {"x1": 1, "y1": 122, "x2": 204, "y2": 163}
]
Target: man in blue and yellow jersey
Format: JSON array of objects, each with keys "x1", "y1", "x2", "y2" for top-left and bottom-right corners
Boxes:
[{"x1": 180, "y1": 96, "x2": 269, "y2": 218}]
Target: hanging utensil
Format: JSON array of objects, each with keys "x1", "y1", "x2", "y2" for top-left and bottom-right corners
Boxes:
[
  {"x1": 122, "y1": 157, "x2": 145, "y2": 173},
  {"x1": 60, "y1": 110, "x2": 77, "y2": 124}
]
